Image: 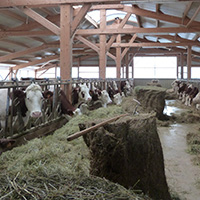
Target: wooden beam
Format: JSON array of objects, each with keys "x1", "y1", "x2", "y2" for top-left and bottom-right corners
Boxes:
[
  {"x1": 2, "y1": 39, "x2": 30, "y2": 48},
  {"x1": 154, "y1": 34, "x2": 200, "y2": 46},
  {"x1": 0, "y1": 30, "x2": 53, "y2": 37},
  {"x1": 12, "y1": 55, "x2": 59, "y2": 70},
  {"x1": 180, "y1": 53, "x2": 184, "y2": 79},
  {"x1": 125, "y1": 53, "x2": 129, "y2": 78},
  {"x1": 20, "y1": 7, "x2": 60, "y2": 35},
  {"x1": 76, "y1": 35, "x2": 99, "y2": 53},
  {"x1": 121, "y1": 34, "x2": 137, "y2": 59},
  {"x1": 76, "y1": 26, "x2": 200, "y2": 35},
  {"x1": 99, "y1": 9, "x2": 106, "y2": 79},
  {"x1": 186, "y1": 5, "x2": 200, "y2": 27},
  {"x1": 182, "y1": 2, "x2": 193, "y2": 22},
  {"x1": 60, "y1": 4, "x2": 73, "y2": 80},
  {"x1": 155, "y1": 4, "x2": 160, "y2": 27},
  {"x1": 106, "y1": 13, "x2": 131, "y2": 51},
  {"x1": 71, "y1": 3, "x2": 92, "y2": 36},
  {"x1": 187, "y1": 46, "x2": 192, "y2": 80},
  {"x1": 116, "y1": 34, "x2": 121, "y2": 78},
  {"x1": 111, "y1": 41, "x2": 198, "y2": 48},
  {"x1": 1, "y1": 10, "x2": 26, "y2": 22},
  {"x1": 76, "y1": 35, "x2": 116, "y2": 60},
  {"x1": 122, "y1": 5, "x2": 200, "y2": 27},
  {"x1": 0, "y1": 0, "x2": 121, "y2": 7},
  {"x1": 0, "y1": 43, "x2": 58, "y2": 62},
  {"x1": 133, "y1": 5, "x2": 142, "y2": 27}
]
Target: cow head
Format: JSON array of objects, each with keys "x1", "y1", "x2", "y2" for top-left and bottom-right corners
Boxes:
[
  {"x1": 25, "y1": 83, "x2": 43, "y2": 118},
  {"x1": 79, "y1": 83, "x2": 92, "y2": 102},
  {"x1": 100, "y1": 90, "x2": 112, "y2": 108},
  {"x1": 113, "y1": 93, "x2": 123, "y2": 106}
]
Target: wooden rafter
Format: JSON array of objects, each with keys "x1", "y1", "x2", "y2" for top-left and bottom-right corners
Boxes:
[
  {"x1": 76, "y1": 26, "x2": 200, "y2": 35},
  {"x1": 133, "y1": 5, "x2": 142, "y2": 28},
  {"x1": 182, "y1": 2, "x2": 193, "y2": 23},
  {"x1": 186, "y1": 5, "x2": 200, "y2": 27},
  {"x1": 1, "y1": 10, "x2": 26, "y2": 22},
  {"x1": 76, "y1": 35, "x2": 116, "y2": 60},
  {"x1": 155, "y1": 4, "x2": 160, "y2": 28},
  {"x1": 0, "y1": 43, "x2": 59, "y2": 62},
  {"x1": 20, "y1": 7, "x2": 60, "y2": 35},
  {"x1": 71, "y1": 4, "x2": 92, "y2": 36},
  {"x1": 1, "y1": 39, "x2": 30, "y2": 48},
  {"x1": 106, "y1": 12, "x2": 132, "y2": 51},
  {"x1": 154, "y1": 34, "x2": 200, "y2": 46},
  {"x1": 122, "y1": 5, "x2": 200, "y2": 27},
  {"x1": 13, "y1": 54, "x2": 59, "y2": 70},
  {"x1": 111, "y1": 41, "x2": 199, "y2": 48},
  {"x1": 121, "y1": 34, "x2": 137, "y2": 59}
]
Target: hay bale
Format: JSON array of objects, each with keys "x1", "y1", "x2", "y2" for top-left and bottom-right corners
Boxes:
[
  {"x1": 134, "y1": 86, "x2": 167, "y2": 119},
  {"x1": 82, "y1": 114, "x2": 171, "y2": 200}
]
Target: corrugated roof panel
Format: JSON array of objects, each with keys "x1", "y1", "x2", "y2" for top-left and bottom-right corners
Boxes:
[
  {"x1": 160, "y1": 2, "x2": 187, "y2": 18},
  {"x1": 137, "y1": 3, "x2": 156, "y2": 12},
  {"x1": 187, "y1": 3, "x2": 200, "y2": 22},
  {"x1": 178, "y1": 33, "x2": 197, "y2": 40}
]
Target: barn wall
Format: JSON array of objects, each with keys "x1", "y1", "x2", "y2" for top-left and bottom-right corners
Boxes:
[{"x1": 134, "y1": 78, "x2": 175, "y2": 89}]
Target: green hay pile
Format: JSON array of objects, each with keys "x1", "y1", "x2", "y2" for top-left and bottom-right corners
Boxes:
[
  {"x1": 0, "y1": 105, "x2": 151, "y2": 200},
  {"x1": 134, "y1": 85, "x2": 167, "y2": 94},
  {"x1": 187, "y1": 132, "x2": 200, "y2": 155}
]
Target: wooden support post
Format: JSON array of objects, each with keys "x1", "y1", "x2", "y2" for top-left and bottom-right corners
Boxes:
[
  {"x1": 180, "y1": 53, "x2": 184, "y2": 79},
  {"x1": 78, "y1": 58, "x2": 80, "y2": 78},
  {"x1": 60, "y1": 4, "x2": 73, "y2": 100},
  {"x1": 187, "y1": 46, "x2": 192, "y2": 80},
  {"x1": 132, "y1": 56, "x2": 134, "y2": 79},
  {"x1": 99, "y1": 9, "x2": 106, "y2": 79},
  {"x1": 176, "y1": 55, "x2": 179, "y2": 79},
  {"x1": 116, "y1": 34, "x2": 121, "y2": 78},
  {"x1": 125, "y1": 53, "x2": 129, "y2": 78}
]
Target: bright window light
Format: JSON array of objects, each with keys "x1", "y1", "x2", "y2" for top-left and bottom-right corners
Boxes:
[{"x1": 134, "y1": 56, "x2": 177, "y2": 78}]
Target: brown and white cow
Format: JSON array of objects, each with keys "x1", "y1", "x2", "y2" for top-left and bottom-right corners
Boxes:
[
  {"x1": 0, "y1": 83, "x2": 43, "y2": 129},
  {"x1": 43, "y1": 90, "x2": 81, "y2": 116}
]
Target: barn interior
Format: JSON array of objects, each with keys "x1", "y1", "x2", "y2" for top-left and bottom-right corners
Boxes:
[
  {"x1": 0, "y1": 0, "x2": 199, "y2": 82},
  {"x1": 1, "y1": 1, "x2": 200, "y2": 200}
]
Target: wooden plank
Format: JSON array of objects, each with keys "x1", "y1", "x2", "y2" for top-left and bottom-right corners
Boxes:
[
  {"x1": 1, "y1": 117, "x2": 68, "y2": 154},
  {"x1": 20, "y1": 7, "x2": 60, "y2": 35},
  {"x1": 67, "y1": 113, "x2": 129, "y2": 141}
]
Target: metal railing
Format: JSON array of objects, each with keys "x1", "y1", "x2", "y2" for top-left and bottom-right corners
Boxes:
[{"x1": 0, "y1": 78, "x2": 134, "y2": 139}]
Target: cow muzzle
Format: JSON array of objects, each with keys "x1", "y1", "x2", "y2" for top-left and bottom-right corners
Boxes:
[{"x1": 31, "y1": 111, "x2": 42, "y2": 118}]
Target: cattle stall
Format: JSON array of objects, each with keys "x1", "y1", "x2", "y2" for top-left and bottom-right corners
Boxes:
[{"x1": 0, "y1": 78, "x2": 133, "y2": 144}]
